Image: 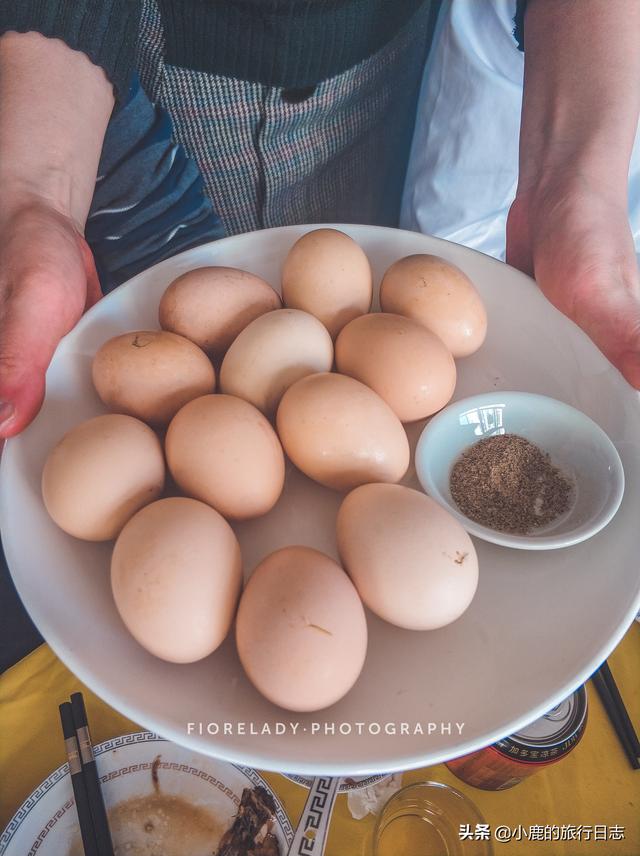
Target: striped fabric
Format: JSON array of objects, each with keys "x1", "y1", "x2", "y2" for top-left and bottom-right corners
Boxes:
[
  {"x1": 137, "y1": 0, "x2": 436, "y2": 236},
  {"x1": 86, "y1": 75, "x2": 225, "y2": 292}
]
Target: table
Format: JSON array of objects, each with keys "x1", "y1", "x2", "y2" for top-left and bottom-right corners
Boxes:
[{"x1": 1, "y1": 625, "x2": 638, "y2": 855}]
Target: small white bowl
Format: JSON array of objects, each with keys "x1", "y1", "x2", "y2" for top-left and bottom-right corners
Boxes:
[{"x1": 415, "y1": 392, "x2": 625, "y2": 550}]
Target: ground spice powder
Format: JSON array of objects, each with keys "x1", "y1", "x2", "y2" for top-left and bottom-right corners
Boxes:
[{"x1": 449, "y1": 433, "x2": 573, "y2": 535}]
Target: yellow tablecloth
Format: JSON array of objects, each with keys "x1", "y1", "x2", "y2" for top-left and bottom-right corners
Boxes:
[{"x1": 1, "y1": 626, "x2": 638, "y2": 856}]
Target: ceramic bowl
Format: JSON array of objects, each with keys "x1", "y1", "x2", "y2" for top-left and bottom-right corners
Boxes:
[{"x1": 415, "y1": 391, "x2": 625, "y2": 550}]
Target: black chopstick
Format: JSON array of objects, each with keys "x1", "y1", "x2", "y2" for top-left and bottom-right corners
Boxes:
[
  {"x1": 59, "y1": 703, "x2": 99, "y2": 856},
  {"x1": 599, "y1": 661, "x2": 640, "y2": 758},
  {"x1": 592, "y1": 667, "x2": 640, "y2": 770},
  {"x1": 70, "y1": 693, "x2": 115, "y2": 856}
]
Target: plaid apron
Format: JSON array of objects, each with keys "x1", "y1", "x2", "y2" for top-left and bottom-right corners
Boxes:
[{"x1": 136, "y1": 0, "x2": 436, "y2": 236}]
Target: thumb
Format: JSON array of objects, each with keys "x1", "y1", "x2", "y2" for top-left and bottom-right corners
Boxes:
[
  {"x1": 0, "y1": 269, "x2": 68, "y2": 437},
  {"x1": 79, "y1": 235, "x2": 103, "y2": 309},
  {"x1": 0, "y1": 223, "x2": 92, "y2": 437},
  {"x1": 569, "y1": 269, "x2": 640, "y2": 390}
]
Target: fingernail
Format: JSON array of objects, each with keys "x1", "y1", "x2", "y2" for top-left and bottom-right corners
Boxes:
[{"x1": 0, "y1": 401, "x2": 15, "y2": 431}]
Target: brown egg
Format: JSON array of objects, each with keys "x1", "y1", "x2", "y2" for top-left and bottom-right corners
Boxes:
[
  {"x1": 165, "y1": 394, "x2": 285, "y2": 520},
  {"x1": 236, "y1": 546, "x2": 367, "y2": 711},
  {"x1": 220, "y1": 308, "x2": 334, "y2": 417},
  {"x1": 159, "y1": 266, "x2": 281, "y2": 358},
  {"x1": 42, "y1": 414, "x2": 165, "y2": 541},
  {"x1": 380, "y1": 254, "x2": 487, "y2": 357},
  {"x1": 281, "y1": 229, "x2": 372, "y2": 338},
  {"x1": 276, "y1": 373, "x2": 409, "y2": 491},
  {"x1": 337, "y1": 483, "x2": 478, "y2": 630},
  {"x1": 111, "y1": 497, "x2": 242, "y2": 663},
  {"x1": 335, "y1": 312, "x2": 456, "y2": 422},
  {"x1": 92, "y1": 330, "x2": 215, "y2": 426}
]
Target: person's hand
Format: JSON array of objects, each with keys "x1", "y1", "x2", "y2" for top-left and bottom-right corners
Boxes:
[
  {"x1": 0, "y1": 195, "x2": 101, "y2": 438},
  {"x1": 506, "y1": 176, "x2": 640, "y2": 389},
  {"x1": 0, "y1": 30, "x2": 115, "y2": 439}
]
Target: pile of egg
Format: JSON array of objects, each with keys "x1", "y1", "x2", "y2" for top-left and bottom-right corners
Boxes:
[{"x1": 42, "y1": 229, "x2": 487, "y2": 712}]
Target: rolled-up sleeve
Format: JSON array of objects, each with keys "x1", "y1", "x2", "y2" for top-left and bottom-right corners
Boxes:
[{"x1": 0, "y1": 1, "x2": 141, "y2": 103}]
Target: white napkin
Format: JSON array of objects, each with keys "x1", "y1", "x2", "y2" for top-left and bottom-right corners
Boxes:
[{"x1": 346, "y1": 773, "x2": 404, "y2": 820}]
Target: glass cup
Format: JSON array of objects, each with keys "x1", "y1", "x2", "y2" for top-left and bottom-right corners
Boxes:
[{"x1": 373, "y1": 781, "x2": 494, "y2": 856}]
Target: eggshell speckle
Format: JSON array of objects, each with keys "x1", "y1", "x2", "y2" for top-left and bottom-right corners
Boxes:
[
  {"x1": 276, "y1": 373, "x2": 409, "y2": 491},
  {"x1": 111, "y1": 497, "x2": 242, "y2": 663},
  {"x1": 92, "y1": 330, "x2": 215, "y2": 426},
  {"x1": 380, "y1": 254, "x2": 487, "y2": 358},
  {"x1": 165, "y1": 394, "x2": 285, "y2": 520},
  {"x1": 236, "y1": 546, "x2": 367, "y2": 711},
  {"x1": 335, "y1": 312, "x2": 456, "y2": 421},
  {"x1": 281, "y1": 229, "x2": 372, "y2": 338},
  {"x1": 337, "y1": 483, "x2": 478, "y2": 630},
  {"x1": 42, "y1": 414, "x2": 165, "y2": 541},
  {"x1": 159, "y1": 266, "x2": 281, "y2": 358},
  {"x1": 220, "y1": 308, "x2": 334, "y2": 416}
]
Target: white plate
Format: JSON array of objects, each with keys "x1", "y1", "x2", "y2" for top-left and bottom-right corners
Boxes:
[
  {"x1": 2, "y1": 224, "x2": 640, "y2": 776},
  {"x1": 0, "y1": 732, "x2": 293, "y2": 856}
]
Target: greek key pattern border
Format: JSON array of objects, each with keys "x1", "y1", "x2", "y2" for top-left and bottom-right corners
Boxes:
[
  {"x1": 0, "y1": 762, "x2": 71, "y2": 853},
  {"x1": 290, "y1": 777, "x2": 339, "y2": 856},
  {"x1": 283, "y1": 772, "x2": 387, "y2": 792},
  {"x1": 0, "y1": 732, "x2": 293, "y2": 853}
]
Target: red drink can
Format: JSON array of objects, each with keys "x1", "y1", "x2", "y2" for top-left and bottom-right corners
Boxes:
[{"x1": 446, "y1": 686, "x2": 588, "y2": 790}]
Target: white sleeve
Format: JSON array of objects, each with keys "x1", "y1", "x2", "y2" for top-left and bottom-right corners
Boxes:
[{"x1": 401, "y1": 0, "x2": 640, "y2": 262}]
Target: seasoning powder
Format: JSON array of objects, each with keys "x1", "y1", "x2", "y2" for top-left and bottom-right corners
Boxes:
[{"x1": 449, "y1": 434, "x2": 573, "y2": 535}]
